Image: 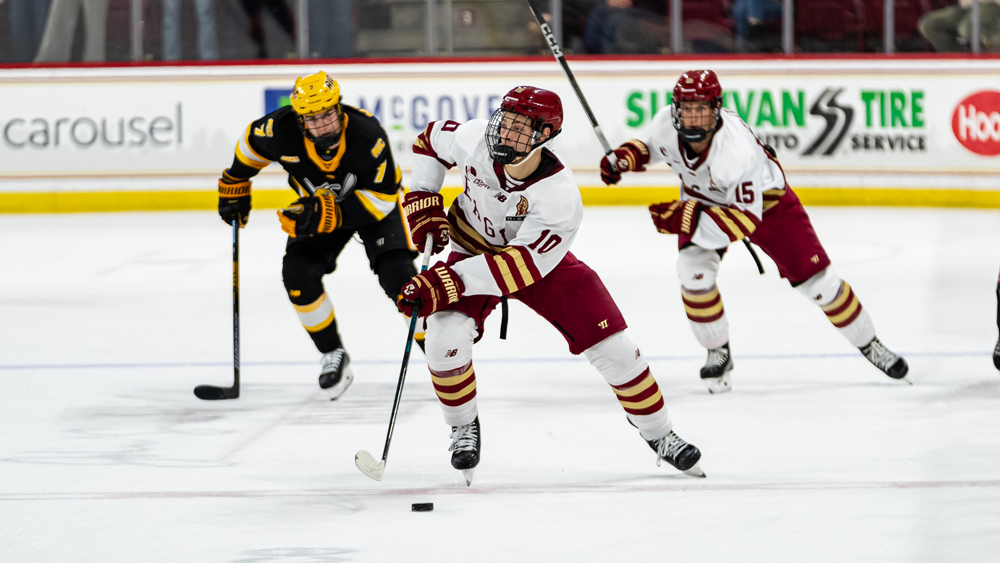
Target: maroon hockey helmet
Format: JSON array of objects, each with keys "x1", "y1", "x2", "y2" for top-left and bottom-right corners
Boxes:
[
  {"x1": 672, "y1": 70, "x2": 724, "y2": 143},
  {"x1": 487, "y1": 86, "x2": 563, "y2": 164}
]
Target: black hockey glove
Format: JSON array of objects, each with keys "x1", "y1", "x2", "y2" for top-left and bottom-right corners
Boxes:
[{"x1": 218, "y1": 179, "x2": 252, "y2": 227}]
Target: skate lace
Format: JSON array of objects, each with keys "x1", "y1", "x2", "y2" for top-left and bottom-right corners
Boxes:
[
  {"x1": 448, "y1": 423, "x2": 478, "y2": 453},
  {"x1": 863, "y1": 339, "x2": 898, "y2": 371},
  {"x1": 321, "y1": 349, "x2": 344, "y2": 373},
  {"x1": 654, "y1": 432, "x2": 689, "y2": 467},
  {"x1": 706, "y1": 347, "x2": 729, "y2": 368}
]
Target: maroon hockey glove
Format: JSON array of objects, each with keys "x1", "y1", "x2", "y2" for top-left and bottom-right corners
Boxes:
[
  {"x1": 397, "y1": 263, "x2": 466, "y2": 318},
  {"x1": 278, "y1": 194, "x2": 342, "y2": 238},
  {"x1": 599, "y1": 140, "x2": 651, "y2": 185},
  {"x1": 649, "y1": 200, "x2": 701, "y2": 236},
  {"x1": 402, "y1": 191, "x2": 450, "y2": 253},
  {"x1": 218, "y1": 178, "x2": 252, "y2": 227}
]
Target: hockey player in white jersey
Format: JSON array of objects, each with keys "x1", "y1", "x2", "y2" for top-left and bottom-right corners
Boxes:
[
  {"x1": 397, "y1": 85, "x2": 704, "y2": 484},
  {"x1": 601, "y1": 70, "x2": 909, "y2": 394}
]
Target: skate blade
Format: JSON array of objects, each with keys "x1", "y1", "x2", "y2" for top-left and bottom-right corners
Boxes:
[
  {"x1": 461, "y1": 468, "x2": 475, "y2": 487},
  {"x1": 325, "y1": 372, "x2": 355, "y2": 401},
  {"x1": 355, "y1": 450, "x2": 385, "y2": 481},
  {"x1": 683, "y1": 463, "x2": 707, "y2": 478},
  {"x1": 706, "y1": 373, "x2": 732, "y2": 394}
]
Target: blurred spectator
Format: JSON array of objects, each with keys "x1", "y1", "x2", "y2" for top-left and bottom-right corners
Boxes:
[
  {"x1": 9, "y1": 0, "x2": 50, "y2": 62},
  {"x1": 919, "y1": 0, "x2": 1000, "y2": 52},
  {"x1": 33, "y1": 0, "x2": 108, "y2": 62},
  {"x1": 240, "y1": 0, "x2": 295, "y2": 59},
  {"x1": 309, "y1": 0, "x2": 352, "y2": 58},
  {"x1": 732, "y1": 0, "x2": 782, "y2": 52},
  {"x1": 163, "y1": 0, "x2": 219, "y2": 60},
  {"x1": 583, "y1": 0, "x2": 661, "y2": 53}
]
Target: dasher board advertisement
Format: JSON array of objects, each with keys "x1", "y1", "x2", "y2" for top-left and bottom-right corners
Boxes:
[{"x1": 0, "y1": 58, "x2": 997, "y2": 210}]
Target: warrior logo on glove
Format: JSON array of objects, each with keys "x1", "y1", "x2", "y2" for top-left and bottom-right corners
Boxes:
[
  {"x1": 398, "y1": 264, "x2": 466, "y2": 318},
  {"x1": 278, "y1": 193, "x2": 342, "y2": 238},
  {"x1": 649, "y1": 200, "x2": 701, "y2": 236},
  {"x1": 402, "y1": 191, "x2": 450, "y2": 253}
]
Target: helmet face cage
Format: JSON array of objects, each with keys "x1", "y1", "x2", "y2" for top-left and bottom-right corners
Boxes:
[
  {"x1": 486, "y1": 108, "x2": 547, "y2": 165},
  {"x1": 291, "y1": 72, "x2": 343, "y2": 150},
  {"x1": 671, "y1": 98, "x2": 722, "y2": 143},
  {"x1": 296, "y1": 106, "x2": 343, "y2": 151},
  {"x1": 671, "y1": 70, "x2": 724, "y2": 143}
]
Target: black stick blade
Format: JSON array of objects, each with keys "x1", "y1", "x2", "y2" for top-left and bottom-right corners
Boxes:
[{"x1": 194, "y1": 385, "x2": 239, "y2": 400}]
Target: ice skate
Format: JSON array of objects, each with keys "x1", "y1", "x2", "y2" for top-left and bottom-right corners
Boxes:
[
  {"x1": 318, "y1": 348, "x2": 355, "y2": 400},
  {"x1": 449, "y1": 416, "x2": 481, "y2": 486},
  {"x1": 993, "y1": 339, "x2": 1000, "y2": 371},
  {"x1": 700, "y1": 343, "x2": 733, "y2": 394},
  {"x1": 859, "y1": 337, "x2": 910, "y2": 383},
  {"x1": 647, "y1": 431, "x2": 705, "y2": 478}
]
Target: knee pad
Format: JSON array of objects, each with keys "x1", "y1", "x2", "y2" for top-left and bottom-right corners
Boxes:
[
  {"x1": 795, "y1": 267, "x2": 843, "y2": 307},
  {"x1": 373, "y1": 250, "x2": 417, "y2": 301},
  {"x1": 282, "y1": 249, "x2": 326, "y2": 304},
  {"x1": 425, "y1": 311, "x2": 477, "y2": 371},
  {"x1": 583, "y1": 331, "x2": 648, "y2": 386},
  {"x1": 676, "y1": 246, "x2": 721, "y2": 291}
]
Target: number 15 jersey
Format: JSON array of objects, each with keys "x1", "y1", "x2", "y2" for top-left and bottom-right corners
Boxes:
[
  {"x1": 410, "y1": 119, "x2": 583, "y2": 298},
  {"x1": 646, "y1": 107, "x2": 786, "y2": 249}
]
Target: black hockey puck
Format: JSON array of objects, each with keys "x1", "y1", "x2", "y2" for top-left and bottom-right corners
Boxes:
[{"x1": 411, "y1": 503, "x2": 434, "y2": 512}]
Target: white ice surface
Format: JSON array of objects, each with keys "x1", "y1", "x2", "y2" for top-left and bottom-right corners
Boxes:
[{"x1": 1, "y1": 207, "x2": 998, "y2": 563}]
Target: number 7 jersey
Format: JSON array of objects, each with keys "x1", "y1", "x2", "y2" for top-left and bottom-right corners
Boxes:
[
  {"x1": 410, "y1": 119, "x2": 583, "y2": 297},
  {"x1": 647, "y1": 107, "x2": 786, "y2": 249}
]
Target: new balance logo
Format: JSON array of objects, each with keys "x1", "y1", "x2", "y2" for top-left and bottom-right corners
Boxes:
[{"x1": 445, "y1": 349, "x2": 458, "y2": 357}]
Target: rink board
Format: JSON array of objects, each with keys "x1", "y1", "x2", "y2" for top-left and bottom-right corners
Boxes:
[{"x1": 0, "y1": 57, "x2": 998, "y2": 212}]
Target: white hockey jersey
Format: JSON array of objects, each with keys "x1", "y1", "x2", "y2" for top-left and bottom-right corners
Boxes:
[
  {"x1": 646, "y1": 107, "x2": 786, "y2": 249},
  {"x1": 410, "y1": 119, "x2": 583, "y2": 297}
]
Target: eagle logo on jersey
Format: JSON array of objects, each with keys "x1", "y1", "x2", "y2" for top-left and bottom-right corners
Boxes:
[
  {"x1": 506, "y1": 196, "x2": 529, "y2": 222},
  {"x1": 516, "y1": 196, "x2": 529, "y2": 216},
  {"x1": 707, "y1": 168, "x2": 723, "y2": 194}
]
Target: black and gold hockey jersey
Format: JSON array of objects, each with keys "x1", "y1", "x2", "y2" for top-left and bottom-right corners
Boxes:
[{"x1": 224, "y1": 105, "x2": 403, "y2": 231}]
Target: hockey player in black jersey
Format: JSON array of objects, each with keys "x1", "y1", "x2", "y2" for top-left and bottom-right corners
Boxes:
[{"x1": 217, "y1": 71, "x2": 419, "y2": 399}]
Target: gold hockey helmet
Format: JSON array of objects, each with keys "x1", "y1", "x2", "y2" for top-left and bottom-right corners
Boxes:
[
  {"x1": 290, "y1": 72, "x2": 343, "y2": 150},
  {"x1": 290, "y1": 71, "x2": 341, "y2": 116}
]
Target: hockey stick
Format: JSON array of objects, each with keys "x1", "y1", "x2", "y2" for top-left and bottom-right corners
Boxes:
[
  {"x1": 355, "y1": 242, "x2": 436, "y2": 481},
  {"x1": 194, "y1": 220, "x2": 242, "y2": 400},
  {"x1": 525, "y1": 0, "x2": 615, "y2": 161},
  {"x1": 743, "y1": 239, "x2": 765, "y2": 275},
  {"x1": 531, "y1": 0, "x2": 764, "y2": 276}
]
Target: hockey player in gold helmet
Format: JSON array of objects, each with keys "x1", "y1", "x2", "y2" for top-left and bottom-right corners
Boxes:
[
  {"x1": 216, "y1": 71, "x2": 421, "y2": 400},
  {"x1": 289, "y1": 72, "x2": 344, "y2": 151}
]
